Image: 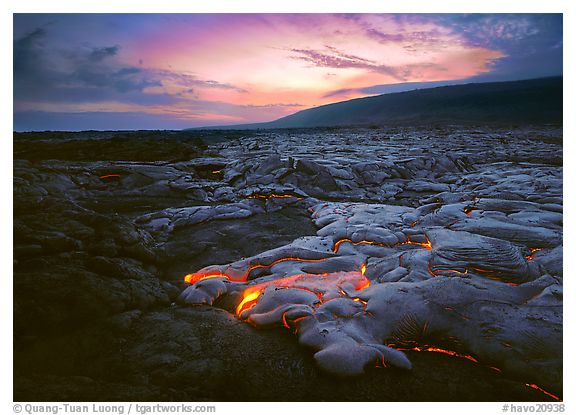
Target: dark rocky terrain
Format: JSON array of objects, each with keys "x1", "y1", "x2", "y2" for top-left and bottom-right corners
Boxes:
[{"x1": 13, "y1": 125, "x2": 562, "y2": 401}]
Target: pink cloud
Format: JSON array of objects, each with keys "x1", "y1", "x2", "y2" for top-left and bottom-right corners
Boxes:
[{"x1": 20, "y1": 14, "x2": 509, "y2": 126}]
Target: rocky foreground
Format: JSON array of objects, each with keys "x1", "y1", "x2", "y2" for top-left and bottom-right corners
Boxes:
[{"x1": 13, "y1": 126, "x2": 562, "y2": 401}]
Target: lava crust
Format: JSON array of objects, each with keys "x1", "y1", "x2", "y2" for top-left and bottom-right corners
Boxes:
[{"x1": 14, "y1": 126, "x2": 562, "y2": 401}]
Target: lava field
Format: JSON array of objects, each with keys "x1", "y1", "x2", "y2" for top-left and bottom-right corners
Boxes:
[{"x1": 13, "y1": 125, "x2": 562, "y2": 401}]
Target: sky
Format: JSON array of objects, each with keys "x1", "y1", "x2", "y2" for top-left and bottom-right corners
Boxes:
[{"x1": 13, "y1": 13, "x2": 562, "y2": 131}]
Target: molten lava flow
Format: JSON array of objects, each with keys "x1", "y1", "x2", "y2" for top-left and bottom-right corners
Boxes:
[
  {"x1": 401, "y1": 235, "x2": 432, "y2": 250},
  {"x1": 392, "y1": 344, "x2": 560, "y2": 398},
  {"x1": 183, "y1": 258, "x2": 373, "y2": 317},
  {"x1": 234, "y1": 266, "x2": 371, "y2": 318},
  {"x1": 525, "y1": 383, "x2": 560, "y2": 401},
  {"x1": 422, "y1": 346, "x2": 478, "y2": 363},
  {"x1": 397, "y1": 345, "x2": 478, "y2": 363},
  {"x1": 184, "y1": 273, "x2": 230, "y2": 284},
  {"x1": 332, "y1": 236, "x2": 432, "y2": 254},
  {"x1": 427, "y1": 260, "x2": 436, "y2": 277},
  {"x1": 351, "y1": 297, "x2": 368, "y2": 311},
  {"x1": 99, "y1": 174, "x2": 121, "y2": 179},
  {"x1": 283, "y1": 315, "x2": 310, "y2": 333},
  {"x1": 356, "y1": 278, "x2": 370, "y2": 291},
  {"x1": 281, "y1": 312, "x2": 291, "y2": 329},
  {"x1": 472, "y1": 268, "x2": 519, "y2": 286},
  {"x1": 332, "y1": 238, "x2": 360, "y2": 253},
  {"x1": 183, "y1": 256, "x2": 334, "y2": 284},
  {"x1": 236, "y1": 289, "x2": 262, "y2": 316},
  {"x1": 526, "y1": 248, "x2": 542, "y2": 261},
  {"x1": 463, "y1": 206, "x2": 476, "y2": 216}
]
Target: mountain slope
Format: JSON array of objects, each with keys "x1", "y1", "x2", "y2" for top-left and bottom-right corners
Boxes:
[{"x1": 197, "y1": 77, "x2": 562, "y2": 129}]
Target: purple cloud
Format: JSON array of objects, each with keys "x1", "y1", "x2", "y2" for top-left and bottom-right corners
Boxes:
[{"x1": 290, "y1": 47, "x2": 402, "y2": 80}]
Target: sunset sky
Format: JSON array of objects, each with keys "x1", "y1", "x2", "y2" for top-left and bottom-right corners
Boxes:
[{"x1": 13, "y1": 13, "x2": 562, "y2": 131}]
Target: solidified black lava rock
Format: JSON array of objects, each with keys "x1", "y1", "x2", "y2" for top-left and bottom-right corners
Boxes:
[{"x1": 13, "y1": 126, "x2": 562, "y2": 401}]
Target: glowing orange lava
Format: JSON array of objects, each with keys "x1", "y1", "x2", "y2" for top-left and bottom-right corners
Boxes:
[
  {"x1": 184, "y1": 253, "x2": 561, "y2": 399},
  {"x1": 470, "y1": 267, "x2": 518, "y2": 285},
  {"x1": 234, "y1": 267, "x2": 371, "y2": 317},
  {"x1": 391, "y1": 344, "x2": 559, "y2": 399},
  {"x1": 99, "y1": 174, "x2": 121, "y2": 179},
  {"x1": 397, "y1": 345, "x2": 478, "y2": 363},
  {"x1": 401, "y1": 235, "x2": 432, "y2": 250},
  {"x1": 183, "y1": 256, "x2": 334, "y2": 284},
  {"x1": 184, "y1": 273, "x2": 229, "y2": 284},
  {"x1": 526, "y1": 248, "x2": 542, "y2": 261},
  {"x1": 236, "y1": 289, "x2": 262, "y2": 316},
  {"x1": 332, "y1": 238, "x2": 364, "y2": 253},
  {"x1": 476, "y1": 271, "x2": 519, "y2": 286},
  {"x1": 463, "y1": 206, "x2": 476, "y2": 216},
  {"x1": 525, "y1": 383, "x2": 560, "y2": 401},
  {"x1": 185, "y1": 258, "x2": 371, "y2": 320},
  {"x1": 356, "y1": 278, "x2": 371, "y2": 291},
  {"x1": 332, "y1": 236, "x2": 432, "y2": 254}
]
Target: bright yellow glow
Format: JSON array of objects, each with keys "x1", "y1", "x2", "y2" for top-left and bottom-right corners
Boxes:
[{"x1": 236, "y1": 289, "x2": 262, "y2": 316}]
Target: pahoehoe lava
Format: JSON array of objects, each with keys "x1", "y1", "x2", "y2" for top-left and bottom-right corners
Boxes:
[{"x1": 14, "y1": 126, "x2": 562, "y2": 401}]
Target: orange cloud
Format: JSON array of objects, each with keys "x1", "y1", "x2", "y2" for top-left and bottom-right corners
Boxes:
[{"x1": 125, "y1": 14, "x2": 506, "y2": 124}]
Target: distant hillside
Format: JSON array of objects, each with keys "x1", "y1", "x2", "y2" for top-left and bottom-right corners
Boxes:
[{"x1": 196, "y1": 77, "x2": 562, "y2": 130}]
